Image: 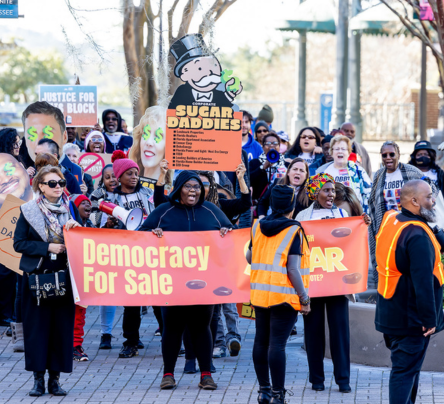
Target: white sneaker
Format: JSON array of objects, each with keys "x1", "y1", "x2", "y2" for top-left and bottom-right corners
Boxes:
[{"x1": 213, "y1": 347, "x2": 227, "y2": 358}]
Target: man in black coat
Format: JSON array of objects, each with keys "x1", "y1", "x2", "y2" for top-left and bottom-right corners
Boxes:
[
  {"x1": 168, "y1": 34, "x2": 242, "y2": 110},
  {"x1": 375, "y1": 180, "x2": 444, "y2": 404}
]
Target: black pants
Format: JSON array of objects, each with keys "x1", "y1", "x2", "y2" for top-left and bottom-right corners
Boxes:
[
  {"x1": 384, "y1": 334, "x2": 430, "y2": 404},
  {"x1": 15, "y1": 273, "x2": 23, "y2": 323},
  {"x1": 253, "y1": 304, "x2": 298, "y2": 391},
  {"x1": 122, "y1": 306, "x2": 141, "y2": 346},
  {"x1": 161, "y1": 305, "x2": 214, "y2": 374},
  {"x1": 184, "y1": 304, "x2": 220, "y2": 360},
  {"x1": 303, "y1": 295, "x2": 350, "y2": 386},
  {"x1": 0, "y1": 266, "x2": 16, "y2": 322},
  {"x1": 153, "y1": 306, "x2": 163, "y2": 333}
]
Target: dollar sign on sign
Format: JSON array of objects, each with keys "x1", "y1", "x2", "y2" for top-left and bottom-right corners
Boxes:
[
  {"x1": 143, "y1": 125, "x2": 151, "y2": 141},
  {"x1": 4, "y1": 162, "x2": 16, "y2": 176},
  {"x1": 27, "y1": 126, "x2": 38, "y2": 142},
  {"x1": 43, "y1": 126, "x2": 54, "y2": 139}
]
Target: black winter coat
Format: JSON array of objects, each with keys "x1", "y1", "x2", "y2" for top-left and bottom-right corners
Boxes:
[
  {"x1": 375, "y1": 208, "x2": 444, "y2": 336},
  {"x1": 13, "y1": 200, "x2": 81, "y2": 373},
  {"x1": 141, "y1": 171, "x2": 232, "y2": 232}
]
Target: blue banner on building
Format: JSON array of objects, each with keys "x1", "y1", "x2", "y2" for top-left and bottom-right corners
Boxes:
[
  {"x1": 0, "y1": 0, "x2": 18, "y2": 18},
  {"x1": 319, "y1": 92, "x2": 333, "y2": 134}
]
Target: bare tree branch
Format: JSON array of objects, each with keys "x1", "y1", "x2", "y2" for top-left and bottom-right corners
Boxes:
[
  {"x1": 177, "y1": 0, "x2": 199, "y2": 39},
  {"x1": 168, "y1": 0, "x2": 181, "y2": 44}
]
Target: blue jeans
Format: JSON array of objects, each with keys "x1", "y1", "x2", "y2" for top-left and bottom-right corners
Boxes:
[
  {"x1": 100, "y1": 306, "x2": 116, "y2": 335},
  {"x1": 384, "y1": 334, "x2": 430, "y2": 404},
  {"x1": 215, "y1": 303, "x2": 241, "y2": 348}
]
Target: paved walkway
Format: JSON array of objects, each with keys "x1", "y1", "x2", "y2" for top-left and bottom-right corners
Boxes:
[{"x1": 1, "y1": 306, "x2": 444, "y2": 404}]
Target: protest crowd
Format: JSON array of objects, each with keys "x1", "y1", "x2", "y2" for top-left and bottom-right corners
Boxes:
[{"x1": 1, "y1": 35, "x2": 444, "y2": 404}]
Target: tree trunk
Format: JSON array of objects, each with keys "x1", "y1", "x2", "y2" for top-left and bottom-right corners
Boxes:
[{"x1": 123, "y1": 0, "x2": 147, "y2": 126}]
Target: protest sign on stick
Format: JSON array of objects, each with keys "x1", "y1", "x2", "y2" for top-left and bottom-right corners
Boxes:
[
  {"x1": 39, "y1": 85, "x2": 98, "y2": 127},
  {"x1": 165, "y1": 34, "x2": 243, "y2": 171}
]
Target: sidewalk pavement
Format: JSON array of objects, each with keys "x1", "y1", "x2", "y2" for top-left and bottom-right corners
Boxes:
[{"x1": 1, "y1": 306, "x2": 444, "y2": 404}]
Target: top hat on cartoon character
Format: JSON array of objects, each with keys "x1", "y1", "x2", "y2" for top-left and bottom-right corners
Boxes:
[{"x1": 170, "y1": 34, "x2": 214, "y2": 78}]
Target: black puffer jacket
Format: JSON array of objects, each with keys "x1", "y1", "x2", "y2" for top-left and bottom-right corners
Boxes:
[{"x1": 140, "y1": 171, "x2": 232, "y2": 232}]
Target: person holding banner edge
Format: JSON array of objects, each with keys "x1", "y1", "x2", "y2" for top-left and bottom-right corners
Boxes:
[
  {"x1": 247, "y1": 184, "x2": 311, "y2": 404},
  {"x1": 140, "y1": 170, "x2": 233, "y2": 391},
  {"x1": 107, "y1": 151, "x2": 155, "y2": 358},
  {"x1": 296, "y1": 173, "x2": 371, "y2": 393}
]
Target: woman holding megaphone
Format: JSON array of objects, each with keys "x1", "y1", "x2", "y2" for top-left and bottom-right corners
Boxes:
[
  {"x1": 249, "y1": 132, "x2": 287, "y2": 215},
  {"x1": 102, "y1": 151, "x2": 155, "y2": 359}
]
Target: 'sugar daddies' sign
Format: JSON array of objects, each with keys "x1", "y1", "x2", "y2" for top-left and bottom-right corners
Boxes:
[
  {"x1": 165, "y1": 34, "x2": 243, "y2": 171},
  {"x1": 39, "y1": 85, "x2": 98, "y2": 127}
]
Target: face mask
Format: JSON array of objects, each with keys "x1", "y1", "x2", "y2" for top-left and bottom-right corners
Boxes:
[
  {"x1": 416, "y1": 155, "x2": 431, "y2": 167},
  {"x1": 279, "y1": 144, "x2": 288, "y2": 154}
]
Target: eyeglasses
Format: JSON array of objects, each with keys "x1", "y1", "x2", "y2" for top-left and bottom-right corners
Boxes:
[
  {"x1": 382, "y1": 152, "x2": 396, "y2": 158},
  {"x1": 42, "y1": 180, "x2": 67, "y2": 188},
  {"x1": 105, "y1": 117, "x2": 118, "y2": 122},
  {"x1": 183, "y1": 184, "x2": 201, "y2": 191},
  {"x1": 13, "y1": 140, "x2": 22, "y2": 149},
  {"x1": 264, "y1": 142, "x2": 279, "y2": 146},
  {"x1": 332, "y1": 147, "x2": 348, "y2": 152},
  {"x1": 91, "y1": 137, "x2": 104, "y2": 142},
  {"x1": 300, "y1": 135, "x2": 316, "y2": 140},
  {"x1": 256, "y1": 129, "x2": 268, "y2": 134}
]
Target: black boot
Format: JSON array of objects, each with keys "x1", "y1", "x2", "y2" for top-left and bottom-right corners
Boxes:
[
  {"x1": 257, "y1": 385, "x2": 272, "y2": 404},
  {"x1": 29, "y1": 371, "x2": 45, "y2": 396},
  {"x1": 270, "y1": 389, "x2": 286, "y2": 404},
  {"x1": 48, "y1": 371, "x2": 67, "y2": 396}
]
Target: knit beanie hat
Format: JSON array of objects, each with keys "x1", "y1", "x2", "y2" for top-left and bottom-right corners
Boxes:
[
  {"x1": 112, "y1": 150, "x2": 139, "y2": 180},
  {"x1": 258, "y1": 104, "x2": 274, "y2": 123},
  {"x1": 70, "y1": 194, "x2": 91, "y2": 208},
  {"x1": 84, "y1": 130, "x2": 105, "y2": 152},
  {"x1": 271, "y1": 185, "x2": 296, "y2": 214},
  {"x1": 254, "y1": 120, "x2": 269, "y2": 134}
]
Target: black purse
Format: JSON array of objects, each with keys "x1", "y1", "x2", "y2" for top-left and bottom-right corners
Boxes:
[{"x1": 28, "y1": 258, "x2": 67, "y2": 306}]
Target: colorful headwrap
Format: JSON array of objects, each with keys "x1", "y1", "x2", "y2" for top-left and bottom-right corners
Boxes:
[{"x1": 305, "y1": 173, "x2": 335, "y2": 201}]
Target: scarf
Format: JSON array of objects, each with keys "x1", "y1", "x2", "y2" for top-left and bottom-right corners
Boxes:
[
  {"x1": 36, "y1": 193, "x2": 71, "y2": 239},
  {"x1": 368, "y1": 163, "x2": 424, "y2": 281},
  {"x1": 258, "y1": 152, "x2": 286, "y2": 183}
]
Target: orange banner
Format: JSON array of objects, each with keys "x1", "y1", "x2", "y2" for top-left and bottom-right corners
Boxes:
[
  {"x1": 165, "y1": 107, "x2": 242, "y2": 171},
  {"x1": 302, "y1": 216, "x2": 368, "y2": 297},
  {"x1": 237, "y1": 216, "x2": 369, "y2": 319},
  {"x1": 65, "y1": 227, "x2": 251, "y2": 306}
]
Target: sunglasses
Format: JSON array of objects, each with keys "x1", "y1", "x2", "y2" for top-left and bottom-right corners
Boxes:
[
  {"x1": 382, "y1": 152, "x2": 396, "y2": 158},
  {"x1": 42, "y1": 180, "x2": 67, "y2": 188},
  {"x1": 105, "y1": 117, "x2": 118, "y2": 122},
  {"x1": 13, "y1": 140, "x2": 22, "y2": 149},
  {"x1": 91, "y1": 137, "x2": 104, "y2": 142},
  {"x1": 301, "y1": 135, "x2": 316, "y2": 140},
  {"x1": 256, "y1": 129, "x2": 268, "y2": 134},
  {"x1": 201, "y1": 181, "x2": 210, "y2": 187}
]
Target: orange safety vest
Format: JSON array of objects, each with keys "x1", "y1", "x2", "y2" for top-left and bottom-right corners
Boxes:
[
  {"x1": 376, "y1": 210, "x2": 444, "y2": 299},
  {"x1": 250, "y1": 220, "x2": 311, "y2": 311}
]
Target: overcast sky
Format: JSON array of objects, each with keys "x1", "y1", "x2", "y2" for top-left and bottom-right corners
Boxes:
[{"x1": 1, "y1": 0, "x2": 298, "y2": 55}]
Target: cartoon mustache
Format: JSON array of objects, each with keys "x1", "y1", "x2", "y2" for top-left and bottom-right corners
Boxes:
[{"x1": 193, "y1": 74, "x2": 221, "y2": 87}]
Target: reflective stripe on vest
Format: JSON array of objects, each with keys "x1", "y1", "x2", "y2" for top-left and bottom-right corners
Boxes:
[
  {"x1": 250, "y1": 222, "x2": 310, "y2": 311},
  {"x1": 376, "y1": 211, "x2": 444, "y2": 299}
]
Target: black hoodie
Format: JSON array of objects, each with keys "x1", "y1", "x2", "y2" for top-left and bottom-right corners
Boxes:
[
  {"x1": 251, "y1": 214, "x2": 303, "y2": 255},
  {"x1": 101, "y1": 109, "x2": 133, "y2": 153},
  {"x1": 140, "y1": 171, "x2": 232, "y2": 232}
]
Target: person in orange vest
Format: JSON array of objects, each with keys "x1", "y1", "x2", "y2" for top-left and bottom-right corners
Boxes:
[
  {"x1": 375, "y1": 179, "x2": 444, "y2": 404},
  {"x1": 247, "y1": 185, "x2": 311, "y2": 404}
]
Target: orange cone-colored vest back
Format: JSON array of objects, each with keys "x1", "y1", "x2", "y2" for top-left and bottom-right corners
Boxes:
[
  {"x1": 250, "y1": 220, "x2": 310, "y2": 311},
  {"x1": 376, "y1": 210, "x2": 444, "y2": 299}
]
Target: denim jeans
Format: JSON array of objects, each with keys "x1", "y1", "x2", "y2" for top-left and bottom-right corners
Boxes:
[
  {"x1": 215, "y1": 303, "x2": 241, "y2": 348},
  {"x1": 100, "y1": 306, "x2": 116, "y2": 335},
  {"x1": 384, "y1": 334, "x2": 430, "y2": 404}
]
